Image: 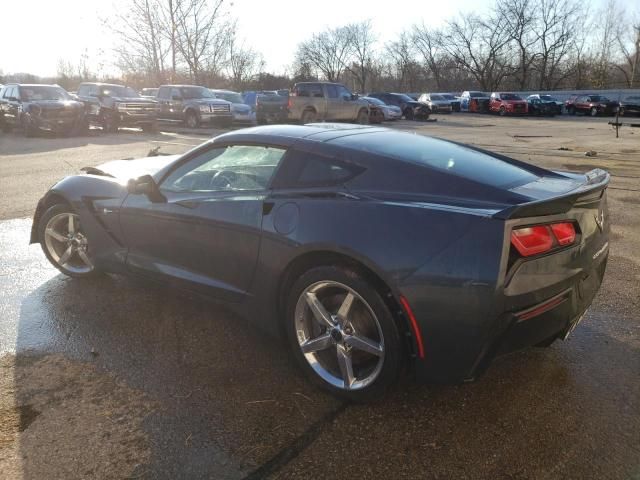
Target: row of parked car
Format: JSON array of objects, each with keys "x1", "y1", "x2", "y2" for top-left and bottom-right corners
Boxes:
[
  {"x1": 2, "y1": 80, "x2": 639, "y2": 137},
  {"x1": 425, "y1": 91, "x2": 640, "y2": 117}
]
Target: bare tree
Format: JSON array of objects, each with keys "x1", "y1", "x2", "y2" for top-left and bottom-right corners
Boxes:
[
  {"x1": 343, "y1": 21, "x2": 376, "y2": 93},
  {"x1": 442, "y1": 15, "x2": 513, "y2": 90},
  {"x1": 110, "y1": 0, "x2": 169, "y2": 84},
  {"x1": 534, "y1": 0, "x2": 583, "y2": 89},
  {"x1": 227, "y1": 34, "x2": 265, "y2": 89},
  {"x1": 412, "y1": 24, "x2": 447, "y2": 89},
  {"x1": 173, "y1": 0, "x2": 231, "y2": 83},
  {"x1": 591, "y1": 0, "x2": 623, "y2": 88},
  {"x1": 385, "y1": 32, "x2": 421, "y2": 91},
  {"x1": 496, "y1": 0, "x2": 538, "y2": 89},
  {"x1": 613, "y1": 16, "x2": 640, "y2": 87},
  {"x1": 296, "y1": 26, "x2": 352, "y2": 82}
]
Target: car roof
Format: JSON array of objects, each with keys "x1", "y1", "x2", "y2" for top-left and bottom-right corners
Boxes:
[
  {"x1": 9, "y1": 83, "x2": 59, "y2": 87},
  {"x1": 80, "y1": 82, "x2": 126, "y2": 87},
  {"x1": 210, "y1": 89, "x2": 238, "y2": 94},
  {"x1": 159, "y1": 84, "x2": 207, "y2": 88}
]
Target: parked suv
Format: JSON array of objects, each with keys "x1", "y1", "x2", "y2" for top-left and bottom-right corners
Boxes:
[
  {"x1": 489, "y1": 92, "x2": 528, "y2": 115},
  {"x1": 156, "y1": 85, "x2": 233, "y2": 128},
  {"x1": 417, "y1": 93, "x2": 453, "y2": 113},
  {"x1": 566, "y1": 94, "x2": 619, "y2": 116},
  {"x1": 0, "y1": 83, "x2": 86, "y2": 136},
  {"x1": 76, "y1": 82, "x2": 157, "y2": 132},
  {"x1": 289, "y1": 82, "x2": 370, "y2": 124},
  {"x1": 460, "y1": 91, "x2": 491, "y2": 113},
  {"x1": 367, "y1": 92, "x2": 430, "y2": 120}
]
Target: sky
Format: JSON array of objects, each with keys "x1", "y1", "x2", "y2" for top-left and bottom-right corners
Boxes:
[{"x1": 0, "y1": 0, "x2": 614, "y2": 78}]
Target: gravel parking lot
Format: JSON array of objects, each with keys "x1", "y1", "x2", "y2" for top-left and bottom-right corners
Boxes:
[{"x1": 0, "y1": 115, "x2": 638, "y2": 479}]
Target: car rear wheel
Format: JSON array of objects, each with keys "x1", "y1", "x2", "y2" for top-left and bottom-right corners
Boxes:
[
  {"x1": 590, "y1": 107, "x2": 598, "y2": 117},
  {"x1": 499, "y1": 106, "x2": 506, "y2": 116},
  {"x1": 286, "y1": 265, "x2": 402, "y2": 401},
  {"x1": 403, "y1": 108, "x2": 414, "y2": 120},
  {"x1": 356, "y1": 109, "x2": 369, "y2": 125},
  {"x1": 38, "y1": 204, "x2": 100, "y2": 278},
  {"x1": 185, "y1": 110, "x2": 200, "y2": 129},
  {"x1": 301, "y1": 109, "x2": 317, "y2": 124},
  {"x1": 568, "y1": 106, "x2": 575, "y2": 115}
]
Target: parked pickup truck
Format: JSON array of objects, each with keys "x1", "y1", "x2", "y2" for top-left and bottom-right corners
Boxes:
[
  {"x1": 288, "y1": 82, "x2": 370, "y2": 124},
  {"x1": 76, "y1": 82, "x2": 158, "y2": 132},
  {"x1": 156, "y1": 85, "x2": 233, "y2": 128}
]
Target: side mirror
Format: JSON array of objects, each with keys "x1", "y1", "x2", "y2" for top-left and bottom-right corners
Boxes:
[{"x1": 127, "y1": 174, "x2": 166, "y2": 203}]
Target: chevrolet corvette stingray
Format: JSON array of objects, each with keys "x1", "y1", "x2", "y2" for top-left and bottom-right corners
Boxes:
[{"x1": 31, "y1": 124, "x2": 610, "y2": 401}]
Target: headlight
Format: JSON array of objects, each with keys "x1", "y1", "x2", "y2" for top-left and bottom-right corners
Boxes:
[{"x1": 200, "y1": 104, "x2": 210, "y2": 112}]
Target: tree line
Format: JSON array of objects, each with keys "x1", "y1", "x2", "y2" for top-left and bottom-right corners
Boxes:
[{"x1": 1, "y1": 0, "x2": 638, "y2": 94}]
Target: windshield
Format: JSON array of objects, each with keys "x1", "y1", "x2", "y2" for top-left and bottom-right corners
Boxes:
[
  {"x1": 364, "y1": 97, "x2": 385, "y2": 106},
  {"x1": 101, "y1": 85, "x2": 139, "y2": 98},
  {"x1": 430, "y1": 95, "x2": 445, "y2": 101},
  {"x1": 469, "y1": 92, "x2": 488, "y2": 98},
  {"x1": 19, "y1": 86, "x2": 70, "y2": 101},
  {"x1": 590, "y1": 95, "x2": 609, "y2": 102},
  {"x1": 539, "y1": 95, "x2": 556, "y2": 101},
  {"x1": 501, "y1": 93, "x2": 522, "y2": 100},
  {"x1": 181, "y1": 87, "x2": 215, "y2": 99},
  {"x1": 214, "y1": 92, "x2": 243, "y2": 103},
  {"x1": 441, "y1": 94, "x2": 455, "y2": 100}
]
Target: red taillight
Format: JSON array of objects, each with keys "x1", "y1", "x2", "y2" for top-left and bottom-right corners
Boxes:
[
  {"x1": 511, "y1": 226, "x2": 553, "y2": 256},
  {"x1": 550, "y1": 222, "x2": 576, "y2": 246},
  {"x1": 511, "y1": 222, "x2": 577, "y2": 257}
]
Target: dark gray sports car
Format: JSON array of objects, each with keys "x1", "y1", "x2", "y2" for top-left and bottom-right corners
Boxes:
[{"x1": 31, "y1": 124, "x2": 610, "y2": 401}]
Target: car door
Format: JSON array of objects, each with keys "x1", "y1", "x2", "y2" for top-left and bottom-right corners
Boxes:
[
  {"x1": 575, "y1": 96, "x2": 588, "y2": 113},
  {"x1": 2, "y1": 87, "x2": 19, "y2": 126},
  {"x1": 156, "y1": 87, "x2": 171, "y2": 120},
  {"x1": 335, "y1": 84, "x2": 356, "y2": 120},
  {"x1": 324, "y1": 84, "x2": 344, "y2": 121},
  {"x1": 119, "y1": 143, "x2": 287, "y2": 302},
  {"x1": 169, "y1": 88, "x2": 184, "y2": 121}
]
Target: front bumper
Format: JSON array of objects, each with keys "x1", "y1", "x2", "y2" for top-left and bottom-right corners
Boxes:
[
  {"x1": 28, "y1": 113, "x2": 81, "y2": 132},
  {"x1": 200, "y1": 112, "x2": 233, "y2": 123},
  {"x1": 115, "y1": 111, "x2": 157, "y2": 126}
]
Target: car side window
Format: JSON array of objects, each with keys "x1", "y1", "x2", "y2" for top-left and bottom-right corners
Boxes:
[
  {"x1": 326, "y1": 85, "x2": 339, "y2": 99},
  {"x1": 157, "y1": 87, "x2": 169, "y2": 100},
  {"x1": 336, "y1": 85, "x2": 351, "y2": 100},
  {"x1": 271, "y1": 150, "x2": 365, "y2": 189},
  {"x1": 77, "y1": 85, "x2": 87, "y2": 96},
  {"x1": 162, "y1": 145, "x2": 287, "y2": 193},
  {"x1": 170, "y1": 88, "x2": 182, "y2": 100}
]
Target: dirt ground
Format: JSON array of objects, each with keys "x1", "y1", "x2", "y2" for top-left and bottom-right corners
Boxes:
[{"x1": 0, "y1": 115, "x2": 638, "y2": 479}]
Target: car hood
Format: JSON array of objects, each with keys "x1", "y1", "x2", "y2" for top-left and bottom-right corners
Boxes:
[
  {"x1": 188, "y1": 98, "x2": 231, "y2": 106},
  {"x1": 110, "y1": 96, "x2": 157, "y2": 104},
  {"x1": 232, "y1": 103, "x2": 251, "y2": 113},
  {"x1": 28, "y1": 100, "x2": 84, "y2": 109},
  {"x1": 430, "y1": 100, "x2": 451, "y2": 106},
  {"x1": 86, "y1": 155, "x2": 182, "y2": 181}
]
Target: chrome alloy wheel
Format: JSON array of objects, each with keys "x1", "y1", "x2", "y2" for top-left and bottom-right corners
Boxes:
[
  {"x1": 294, "y1": 281, "x2": 385, "y2": 390},
  {"x1": 43, "y1": 212, "x2": 94, "y2": 274}
]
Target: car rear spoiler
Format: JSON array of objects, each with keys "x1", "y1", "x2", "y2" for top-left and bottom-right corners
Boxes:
[{"x1": 493, "y1": 169, "x2": 610, "y2": 220}]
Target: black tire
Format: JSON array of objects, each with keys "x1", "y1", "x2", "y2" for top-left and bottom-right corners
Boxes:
[
  {"x1": 22, "y1": 116, "x2": 36, "y2": 137},
  {"x1": 568, "y1": 106, "x2": 575, "y2": 115},
  {"x1": 185, "y1": 110, "x2": 200, "y2": 129},
  {"x1": 285, "y1": 265, "x2": 403, "y2": 402},
  {"x1": 403, "y1": 108, "x2": 414, "y2": 121},
  {"x1": 0, "y1": 115, "x2": 10, "y2": 133},
  {"x1": 301, "y1": 109, "x2": 317, "y2": 124},
  {"x1": 102, "y1": 111, "x2": 119, "y2": 133},
  {"x1": 590, "y1": 107, "x2": 598, "y2": 117},
  {"x1": 73, "y1": 116, "x2": 90, "y2": 136},
  {"x1": 356, "y1": 109, "x2": 369, "y2": 125},
  {"x1": 499, "y1": 106, "x2": 506, "y2": 116},
  {"x1": 38, "y1": 203, "x2": 101, "y2": 278},
  {"x1": 618, "y1": 108, "x2": 625, "y2": 117}
]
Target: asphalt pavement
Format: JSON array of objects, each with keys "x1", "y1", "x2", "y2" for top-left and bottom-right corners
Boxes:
[{"x1": 0, "y1": 116, "x2": 638, "y2": 479}]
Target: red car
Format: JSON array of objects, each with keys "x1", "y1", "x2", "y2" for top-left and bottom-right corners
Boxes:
[{"x1": 490, "y1": 92, "x2": 528, "y2": 115}]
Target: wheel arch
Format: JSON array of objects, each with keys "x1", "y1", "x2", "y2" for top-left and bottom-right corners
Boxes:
[
  {"x1": 30, "y1": 191, "x2": 72, "y2": 244},
  {"x1": 277, "y1": 249, "x2": 418, "y2": 361}
]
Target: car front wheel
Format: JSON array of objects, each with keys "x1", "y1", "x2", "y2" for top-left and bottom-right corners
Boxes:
[
  {"x1": 590, "y1": 107, "x2": 598, "y2": 117},
  {"x1": 286, "y1": 265, "x2": 403, "y2": 401},
  {"x1": 38, "y1": 204, "x2": 100, "y2": 278}
]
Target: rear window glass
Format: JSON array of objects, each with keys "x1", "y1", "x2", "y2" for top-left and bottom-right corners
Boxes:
[
  {"x1": 273, "y1": 150, "x2": 364, "y2": 188},
  {"x1": 331, "y1": 132, "x2": 539, "y2": 188}
]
